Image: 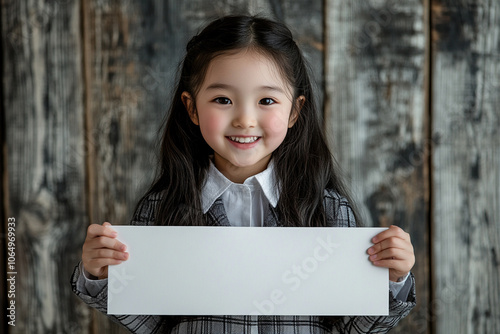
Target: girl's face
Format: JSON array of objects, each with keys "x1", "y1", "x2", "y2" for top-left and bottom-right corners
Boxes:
[{"x1": 183, "y1": 50, "x2": 303, "y2": 183}]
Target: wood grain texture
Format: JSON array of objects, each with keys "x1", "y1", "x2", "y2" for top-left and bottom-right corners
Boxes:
[
  {"x1": 82, "y1": 1, "x2": 323, "y2": 333},
  {"x1": 431, "y1": 1, "x2": 500, "y2": 333},
  {"x1": 1, "y1": 0, "x2": 89, "y2": 333},
  {"x1": 1, "y1": 5, "x2": 8, "y2": 325},
  {"x1": 1, "y1": 98, "x2": 8, "y2": 334},
  {"x1": 325, "y1": 1, "x2": 429, "y2": 333},
  {"x1": 83, "y1": 1, "x2": 167, "y2": 331}
]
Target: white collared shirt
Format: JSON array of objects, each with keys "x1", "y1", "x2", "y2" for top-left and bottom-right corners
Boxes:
[{"x1": 201, "y1": 159, "x2": 279, "y2": 226}]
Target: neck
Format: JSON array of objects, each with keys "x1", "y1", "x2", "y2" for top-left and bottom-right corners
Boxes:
[{"x1": 213, "y1": 156, "x2": 270, "y2": 183}]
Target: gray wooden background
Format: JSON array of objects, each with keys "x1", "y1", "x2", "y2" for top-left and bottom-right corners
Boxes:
[{"x1": 1, "y1": 0, "x2": 499, "y2": 333}]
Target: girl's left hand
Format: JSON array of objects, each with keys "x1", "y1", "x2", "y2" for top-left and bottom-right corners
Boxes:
[{"x1": 367, "y1": 225, "x2": 415, "y2": 282}]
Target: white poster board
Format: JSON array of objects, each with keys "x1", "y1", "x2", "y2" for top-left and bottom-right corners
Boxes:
[{"x1": 108, "y1": 226, "x2": 388, "y2": 315}]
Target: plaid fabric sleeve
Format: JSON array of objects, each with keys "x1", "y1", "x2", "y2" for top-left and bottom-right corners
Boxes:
[
  {"x1": 323, "y1": 189, "x2": 357, "y2": 228},
  {"x1": 332, "y1": 273, "x2": 417, "y2": 333}
]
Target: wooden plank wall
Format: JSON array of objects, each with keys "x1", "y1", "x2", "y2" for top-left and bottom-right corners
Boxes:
[
  {"x1": 431, "y1": 0, "x2": 500, "y2": 333},
  {"x1": 1, "y1": 0, "x2": 498, "y2": 333},
  {"x1": 1, "y1": 0, "x2": 89, "y2": 333},
  {"x1": 325, "y1": 1, "x2": 429, "y2": 333}
]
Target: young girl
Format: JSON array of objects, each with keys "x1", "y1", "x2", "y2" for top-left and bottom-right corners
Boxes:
[{"x1": 72, "y1": 15, "x2": 416, "y2": 333}]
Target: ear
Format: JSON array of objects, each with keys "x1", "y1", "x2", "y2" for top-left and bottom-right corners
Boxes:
[
  {"x1": 181, "y1": 91, "x2": 199, "y2": 125},
  {"x1": 288, "y1": 95, "x2": 305, "y2": 128}
]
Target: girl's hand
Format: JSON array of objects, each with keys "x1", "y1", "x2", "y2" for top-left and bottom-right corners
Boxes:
[
  {"x1": 81, "y1": 222, "x2": 129, "y2": 280},
  {"x1": 367, "y1": 225, "x2": 415, "y2": 282}
]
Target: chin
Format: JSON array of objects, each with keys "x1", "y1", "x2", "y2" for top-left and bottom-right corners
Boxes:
[{"x1": 228, "y1": 161, "x2": 255, "y2": 169}]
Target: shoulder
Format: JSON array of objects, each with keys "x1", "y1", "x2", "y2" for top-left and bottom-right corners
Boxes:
[
  {"x1": 323, "y1": 189, "x2": 357, "y2": 227},
  {"x1": 130, "y1": 192, "x2": 163, "y2": 226}
]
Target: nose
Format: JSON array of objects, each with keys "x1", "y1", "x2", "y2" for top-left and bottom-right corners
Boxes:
[{"x1": 232, "y1": 104, "x2": 257, "y2": 128}]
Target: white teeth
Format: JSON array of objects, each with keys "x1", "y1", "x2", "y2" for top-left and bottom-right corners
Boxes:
[{"x1": 229, "y1": 136, "x2": 259, "y2": 143}]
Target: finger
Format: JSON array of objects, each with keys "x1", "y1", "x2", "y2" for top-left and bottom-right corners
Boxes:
[
  {"x1": 370, "y1": 251, "x2": 415, "y2": 271},
  {"x1": 372, "y1": 225, "x2": 410, "y2": 243},
  {"x1": 370, "y1": 257, "x2": 413, "y2": 272},
  {"x1": 90, "y1": 257, "x2": 125, "y2": 269},
  {"x1": 369, "y1": 247, "x2": 412, "y2": 262},
  {"x1": 371, "y1": 225, "x2": 406, "y2": 242},
  {"x1": 370, "y1": 258, "x2": 399, "y2": 268},
  {"x1": 367, "y1": 236, "x2": 409, "y2": 255},
  {"x1": 371, "y1": 258, "x2": 414, "y2": 277},
  {"x1": 84, "y1": 235, "x2": 127, "y2": 252},
  {"x1": 83, "y1": 248, "x2": 126, "y2": 266},
  {"x1": 86, "y1": 223, "x2": 118, "y2": 240},
  {"x1": 87, "y1": 248, "x2": 129, "y2": 261}
]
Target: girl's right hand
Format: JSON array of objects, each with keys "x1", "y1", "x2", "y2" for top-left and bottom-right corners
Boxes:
[{"x1": 82, "y1": 222, "x2": 129, "y2": 280}]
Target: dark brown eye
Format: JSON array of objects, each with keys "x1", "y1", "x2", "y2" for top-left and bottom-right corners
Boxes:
[
  {"x1": 214, "y1": 97, "x2": 232, "y2": 105},
  {"x1": 259, "y1": 98, "x2": 276, "y2": 105}
]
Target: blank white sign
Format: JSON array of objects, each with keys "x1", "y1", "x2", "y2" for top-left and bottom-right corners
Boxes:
[{"x1": 107, "y1": 226, "x2": 388, "y2": 315}]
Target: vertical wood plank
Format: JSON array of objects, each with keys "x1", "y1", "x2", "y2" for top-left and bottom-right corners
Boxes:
[
  {"x1": 431, "y1": 1, "x2": 500, "y2": 333},
  {"x1": 325, "y1": 1, "x2": 430, "y2": 333},
  {"x1": 1, "y1": 0, "x2": 9, "y2": 324},
  {"x1": 83, "y1": 0, "x2": 323, "y2": 332},
  {"x1": 1, "y1": 70, "x2": 8, "y2": 333},
  {"x1": 83, "y1": 1, "x2": 163, "y2": 331},
  {"x1": 1, "y1": 0, "x2": 89, "y2": 333}
]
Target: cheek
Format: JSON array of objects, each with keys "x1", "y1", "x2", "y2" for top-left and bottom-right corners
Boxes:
[
  {"x1": 263, "y1": 115, "x2": 288, "y2": 148},
  {"x1": 198, "y1": 113, "x2": 226, "y2": 141},
  {"x1": 262, "y1": 113, "x2": 290, "y2": 141}
]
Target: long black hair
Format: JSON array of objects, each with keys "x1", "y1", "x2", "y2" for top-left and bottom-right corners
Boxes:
[{"x1": 141, "y1": 15, "x2": 360, "y2": 227}]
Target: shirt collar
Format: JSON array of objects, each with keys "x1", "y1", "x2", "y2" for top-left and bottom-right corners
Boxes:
[{"x1": 201, "y1": 159, "x2": 280, "y2": 213}]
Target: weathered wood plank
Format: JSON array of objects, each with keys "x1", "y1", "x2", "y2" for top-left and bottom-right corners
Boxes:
[
  {"x1": 325, "y1": 1, "x2": 429, "y2": 333},
  {"x1": 1, "y1": 115, "x2": 8, "y2": 332},
  {"x1": 1, "y1": 0, "x2": 88, "y2": 333},
  {"x1": 83, "y1": 0, "x2": 323, "y2": 332},
  {"x1": 1, "y1": 17, "x2": 9, "y2": 325},
  {"x1": 431, "y1": 1, "x2": 500, "y2": 333},
  {"x1": 83, "y1": 1, "x2": 160, "y2": 331}
]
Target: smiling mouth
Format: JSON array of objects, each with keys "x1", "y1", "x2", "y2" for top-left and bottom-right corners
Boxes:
[{"x1": 227, "y1": 136, "x2": 260, "y2": 144}]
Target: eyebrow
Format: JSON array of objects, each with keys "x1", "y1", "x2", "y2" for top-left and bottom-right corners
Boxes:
[{"x1": 205, "y1": 83, "x2": 287, "y2": 94}]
